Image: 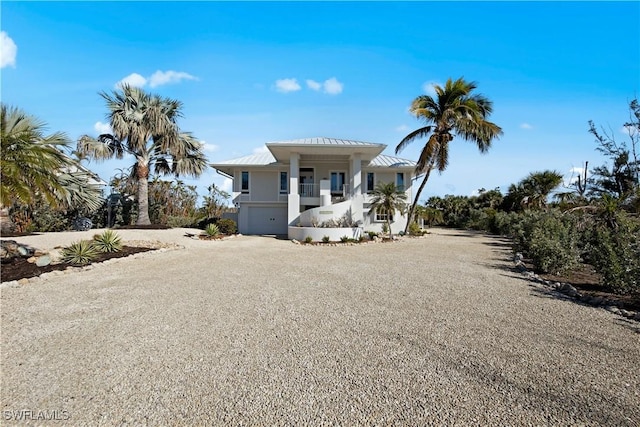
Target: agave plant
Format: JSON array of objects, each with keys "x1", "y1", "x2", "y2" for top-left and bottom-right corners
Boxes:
[
  {"x1": 204, "y1": 223, "x2": 220, "y2": 237},
  {"x1": 92, "y1": 229, "x2": 122, "y2": 253},
  {"x1": 61, "y1": 240, "x2": 99, "y2": 266}
]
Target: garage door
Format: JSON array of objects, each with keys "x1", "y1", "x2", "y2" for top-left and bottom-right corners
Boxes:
[{"x1": 246, "y1": 206, "x2": 288, "y2": 235}]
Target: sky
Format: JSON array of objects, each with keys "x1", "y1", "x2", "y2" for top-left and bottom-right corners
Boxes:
[{"x1": 2, "y1": 1, "x2": 639, "y2": 205}]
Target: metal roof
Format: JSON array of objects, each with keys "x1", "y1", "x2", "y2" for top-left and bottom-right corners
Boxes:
[
  {"x1": 211, "y1": 152, "x2": 415, "y2": 169},
  {"x1": 266, "y1": 137, "x2": 384, "y2": 147},
  {"x1": 369, "y1": 154, "x2": 416, "y2": 168}
]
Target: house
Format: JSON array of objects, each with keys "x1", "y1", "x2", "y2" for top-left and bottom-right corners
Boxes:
[{"x1": 210, "y1": 137, "x2": 417, "y2": 239}]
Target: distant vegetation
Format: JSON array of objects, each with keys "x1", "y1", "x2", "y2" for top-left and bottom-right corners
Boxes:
[{"x1": 413, "y1": 99, "x2": 639, "y2": 294}]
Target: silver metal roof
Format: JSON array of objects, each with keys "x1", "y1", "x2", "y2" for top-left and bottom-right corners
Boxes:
[
  {"x1": 211, "y1": 152, "x2": 415, "y2": 169},
  {"x1": 266, "y1": 137, "x2": 384, "y2": 147}
]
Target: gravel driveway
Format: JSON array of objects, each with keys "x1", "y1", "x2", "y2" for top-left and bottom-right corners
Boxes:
[{"x1": 1, "y1": 228, "x2": 639, "y2": 426}]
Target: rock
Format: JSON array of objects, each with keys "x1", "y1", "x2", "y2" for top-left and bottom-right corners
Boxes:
[
  {"x1": 590, "y1": 296, "x2": 604, "y2": 306},
  {"x1": 560, "y1": 283, "x2": 578, "y2": 297},
  {"x1": 605, "y1": 306, "x2": 621, "y2": 315},
  {"x1": 514, "y1": 252, "x2": 524, "y2": 263},
  {"x1": 17, "y1": 278, "x2": 29, "y2": 286},
  {"x1": 291, "y1": 239, "x2": 300, "y2": 245},
  {"x1": 515, "y1": 261, "x2": 527, "y2": 272},
  {"x1": 35, "y1": 254, "x2": 51, "y2": 267},
  {"x1": 620, "y1": 309, "x2": 631, "y2": 318},
  {"x1": 27, "y1": 256, "x2": 37, "y2": 264}
]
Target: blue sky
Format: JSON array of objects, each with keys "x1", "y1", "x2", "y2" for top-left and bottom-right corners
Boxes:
[{"x1": 2, "y1": 1, "x2": 639, "y2": 204}]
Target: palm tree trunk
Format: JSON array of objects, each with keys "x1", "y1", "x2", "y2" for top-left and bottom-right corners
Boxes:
[
  {"x1": 136, "y1": 163, "x2": 151, "y2": 225},
  {"x1": 403, "y1": 160, "x2": 436, "y2": 234},
  {"x1": 0, "y1": 205, "x2": 15, "y2": 235}
]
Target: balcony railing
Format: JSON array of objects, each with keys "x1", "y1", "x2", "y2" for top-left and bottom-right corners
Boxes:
[{"x1": 300, "y1": 183, "x2": 319, "y2": 197}]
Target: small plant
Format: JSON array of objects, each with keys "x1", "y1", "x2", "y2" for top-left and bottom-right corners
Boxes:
[
  {"x1": 322, "y1": 235, "x2": 330, "y2": 243},
  {"x1": 92, "y1": 230, "x2": 122, "y2": 253},
  {"x1": 408, "y1": 222, "x2": 423, "y2": 236},
  {"x1": 204, "y1": 223, "x2": 220, "y2": 237},
  {"x1": 381, "y1": 223, "x2": 389, "y2": 234},
  {"x1": 61, "y1": 240, "x2": 99, "y2": 266},
  {"x1": 304, "y1": 236, "x2": 313, "y2": 244},
  {"x1": 367, "y1": 231, "x2": 379, "y2": 239},
  {"x1": 340, "y1": 236, "x2": 349, "y2": 243}
]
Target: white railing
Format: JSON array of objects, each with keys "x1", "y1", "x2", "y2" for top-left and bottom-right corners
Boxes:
[{"x1": 300, "y1": 183, "x2": 318, "y2": 197}]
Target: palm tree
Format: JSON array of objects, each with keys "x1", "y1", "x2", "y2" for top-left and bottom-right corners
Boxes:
[
  {"x1": 78, "y1": 85, "x2": 208, "y2": 225},
  {"x1": 509, "y1": 170, "x2": 564, "y2": 210},
  {"x1": 1, "y1": 104, "x2": 103, "y2": 234},
  {"x1": 396, "y1": 77, "x2": 503, "y2": 233},
  {"x1": 368, "y1": 181, "x2": 408, "y2": 236}
]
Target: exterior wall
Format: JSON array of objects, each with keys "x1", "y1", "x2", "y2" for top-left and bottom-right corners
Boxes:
[{"x1": 288, "y1": 226, "x2": 363, "y2": 242}]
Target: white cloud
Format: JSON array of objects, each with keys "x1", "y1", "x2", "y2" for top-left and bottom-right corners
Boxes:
[
  {"x1": 622, "y1": 124, "x2": 637, "y2": 137},
  {"x1": 395, "y1": 124, "x2": 410, "y2": 133},
  {"x1": 201, "y1": 142, "x2": 219, "y2": 153},
  {"x1": 115, "y1": 70, "x2": 197, "y2": 89},
  {"x1": 149, "y1": 70, "x2": 197, "y2": 88},
  {"x1": 0, "y1": 31, "x2": 17, "y2": 68},
  {"x1": 564, "y1": 166, "x2": 588, "y2": 187},
  {"x1": 221, "y1": 178, "x2": 233, "y2": 192},
  {"x1": 422, "y1": 81, "x2": 441, "y2": 96},
  {"x1": 323, "y1": 77, "x2": 343, "y2": 95},
  {"x1": 520, "y1": 123, "x2": 533, "y2": 130},
  {"x1": 275, "y1": 78, "x2": 301, "y2": 93},
  {"x1": 306, "y1": 79, "x2": 322, "y2": 91},
  {"x1": 116, "y1": 73, "x2": 147, "y2": 88},
  {"x1": 94, "y1": 121, "x2": 112, "y2": 134},
  {"x1": 252, "y1": 145, "x2": 270, "y2": 154}
]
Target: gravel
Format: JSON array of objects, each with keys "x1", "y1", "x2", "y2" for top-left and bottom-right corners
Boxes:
[{"x1": 1, "y1": 228, "x2": 639, "y2": 426}]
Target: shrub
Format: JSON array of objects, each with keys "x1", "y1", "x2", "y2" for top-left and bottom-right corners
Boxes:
[
  {"x1": 367, "y1": 231, "x2": 379, "y2": 239},
  {"x1": 166, "y1": 215, "x2": 200, "y2": 228},
  {"x1": 340, "y1": 236, "x2": 349, "y2": 243},
  {"x1": 304, "y1": 236, "x2": 313, "y2": 244},
  {"x1": 322, "y1": 235, "x2": 330, "y2": 243},
  {"x1": 408, "y1": 222, "x2": 424, "y2": 236},
  {"x1": 92, "y1": 230, "x2": 122, "y2": 253},
  {"x1": 587, "y1": 216, "x2": 640, "y2": 294},
  {"x1": 204, "y1": 223, "x2": 220, "y2": 237},
  {"x1": 381, "y1": 223, "x2": 389, "y2": 234},
  {"x1": 61, "y1": 240, "x2": 99, "y2": 266},
  {"x1": 217, "y1": 218, "x2": 237, "y2": 235}
]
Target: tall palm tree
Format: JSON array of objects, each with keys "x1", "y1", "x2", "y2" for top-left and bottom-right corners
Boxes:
[
  {"x1": 396, "y1": 77, "x2": 503, "y2": 233},
  {"x1": 368, "y1": 181, "x2": 408, "y2": 236},
  {"x1": 1, "y1": 104, "x2": 103, "y2": 234},
  {"x1": 78, "y1": 85, "x2": 208, "y2": 225}
]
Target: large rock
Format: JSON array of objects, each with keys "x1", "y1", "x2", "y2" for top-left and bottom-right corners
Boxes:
[{"x1": 1, "y1": 240, "x2": 36, "y2": 261}]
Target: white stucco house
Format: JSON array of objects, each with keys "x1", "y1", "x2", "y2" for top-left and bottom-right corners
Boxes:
[{"x1": 210, "y1": 137, "x2": 417, "y2": 240}]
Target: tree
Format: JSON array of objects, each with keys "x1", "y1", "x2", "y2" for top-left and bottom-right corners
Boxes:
[
  {"x1": 1, "y1": 104, "x2": 103, "y2": 234},
  {"x1": 504, "y1": 170, "x2": 564, "y2": 210},
  {"x1": 78, "y1": 85, "x2": 208, "y2": 225},
  {"x1": 587, "y1": 98, "x2": 640, "y2": 212},
  {"x1": 201, "y1": 183, "x2": 231, "y2": 219},
  {"x1": 396, "y1": 77, "x2": 502, "y2": 233},
  {"x1": 368, "y1": 181, "x2": 408, "y2": 236}
]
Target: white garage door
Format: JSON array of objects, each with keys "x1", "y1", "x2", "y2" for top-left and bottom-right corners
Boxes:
[{"x1": 247, "y1": 206, "x2": 288, "y2": 235}]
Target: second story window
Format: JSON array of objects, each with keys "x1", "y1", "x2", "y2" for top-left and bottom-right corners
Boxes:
[
  {"x1": 367, "y1": 172, "x2": 375, "y2": 193},
  {"x1": 241, "y1": 171, "x2": 249, "y2": 193},
  {"x1": 396, "y1": 172, "x2": 405, "y2": 191},
  {"x1": 280, "y1": 171, "x2": 288, "y2": 194}
]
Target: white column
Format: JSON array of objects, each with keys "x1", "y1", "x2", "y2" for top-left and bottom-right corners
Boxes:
[
  {"x1": 351, "y1": 154, "x2": 362, "y2": 196},
  {"x1": 288, "y1": 153, "x2": 300, "y2": 232}
]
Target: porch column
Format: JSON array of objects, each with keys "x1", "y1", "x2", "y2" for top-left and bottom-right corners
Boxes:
[
  {"x1": 351, "y1": 154, "x2": 362, "y2": 197},
  {"x1": 288, "y1": 153, "x2": 300, "y2": 229}
]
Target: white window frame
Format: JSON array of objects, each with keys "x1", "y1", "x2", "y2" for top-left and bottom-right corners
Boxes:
[
  {"x1": 374, "y1": 208, "x2": 394, "y2": 223},
  {"x1": 396, "y1": 172, "x2": 405, "y2": 192},
  {"x1": 279, "y1": 171, "x2": 288, "y2": 194},
  {"x1": 366, "y1": 172, "x2": 375, "y2": 194},
  {"x1": 241, "y1": 171, "x2": 250, "y2": 193},
  {"x1": 330, "y1": 170, "x2": 346, "y2": 194}
]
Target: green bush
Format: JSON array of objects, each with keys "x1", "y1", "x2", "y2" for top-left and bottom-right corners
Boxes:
[
  {"x1": 367, "y1": 231, "x2": 379, "y2": 239},
  {"x1": 587, "y1": 216, "x2": 640, "y2": 294},
  {"x1": 408, "y1": 222, "x2": 423, "y2": 236},
  {"x1": 322, "y1": 235, "x2": 330, "y2": 243},
  {"x1": 304, "y1": 236, "x2": 313, "y2": 244},
  {"x1": 166, "y1": 215, "x2": 200, "y2": 228},
  {"x1": 61, "y1": 240, "x2": 99, "y2": 266},
  {"x1": 216, "y1": 218, "x2": 237, "y2": 235},
  {"x1": 92, "y1": 230, "x2": 122, "y2": 253},
  {"x1": 340, "y1": 236, "x2": 349, "y2": 243}
]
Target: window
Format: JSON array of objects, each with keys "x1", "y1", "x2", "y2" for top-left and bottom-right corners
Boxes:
[
  {"x1": 367, "y1": 172, "x2": 375, "y2": 193},
  {"x1": 396, "y1": 172, "x2": 405, "y2": 191},
  {"x1": 331, "y1": 172, "x2": 346, "y2": 194},
  {"x1": 279, "y1": 171, "x2": 288, "y2": 194},
  {"x1": 241, "y1": 171, "x2": 249, "y2": 193},
  {"x1": 375, "y1": 209, "x2": 393, "y2": 222}
]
